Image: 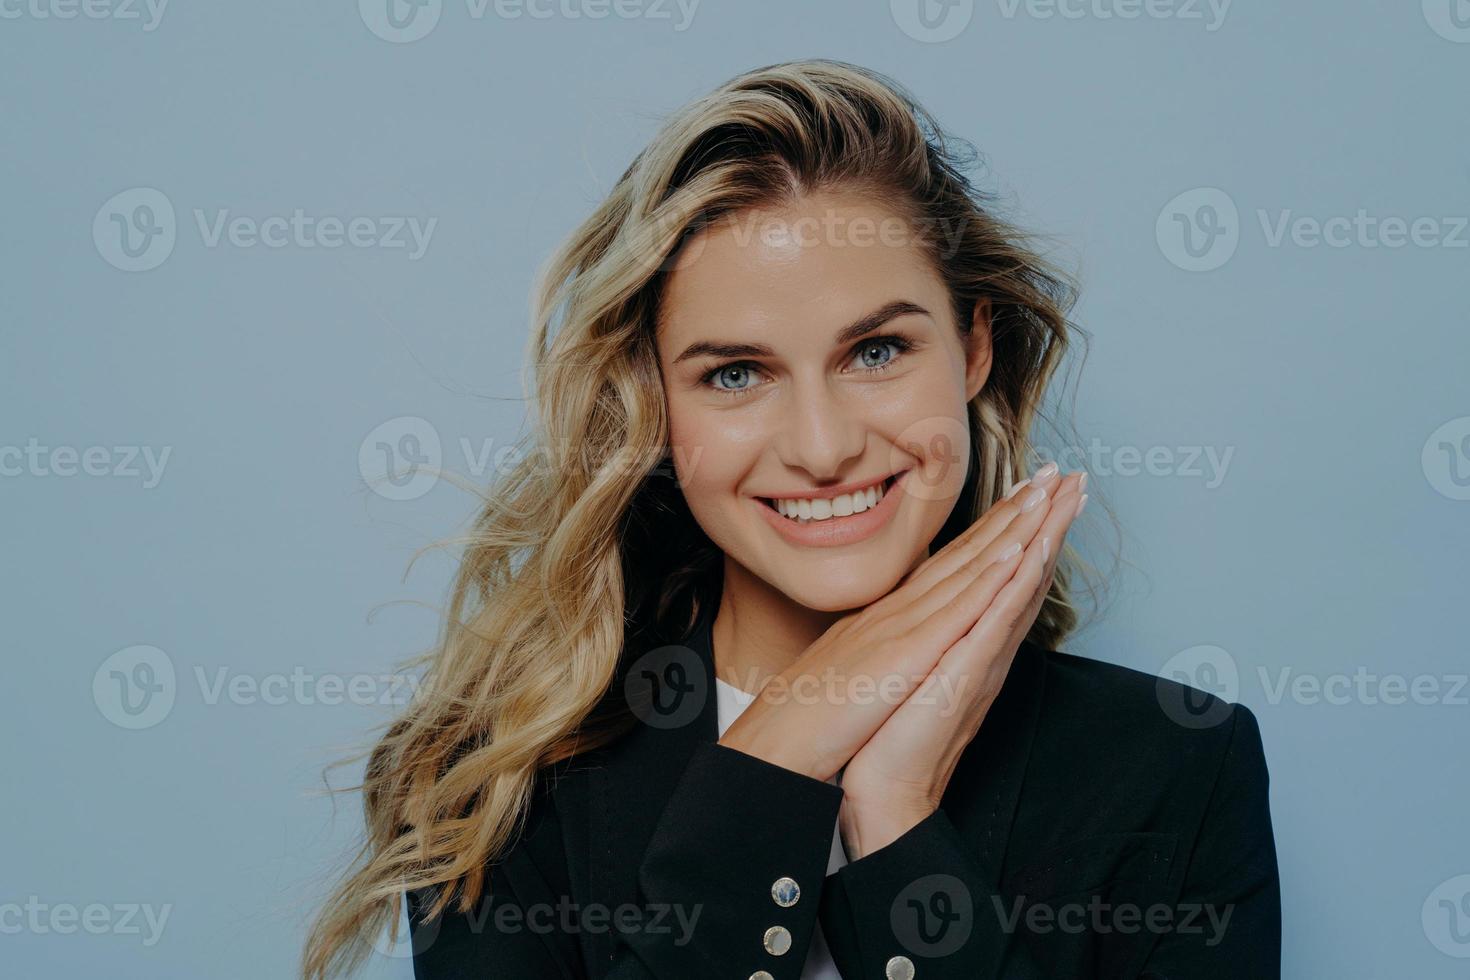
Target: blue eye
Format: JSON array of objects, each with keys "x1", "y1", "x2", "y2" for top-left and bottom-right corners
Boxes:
[
  {"x1": 699, "y1": 334, "x2": 916, "y2": 399},
  {"x1": 709, "y1": 364, "x2": 757, "y2": 392},
  {"x1": 854, "y1": 339, "x2": 901, "y2": 370}
]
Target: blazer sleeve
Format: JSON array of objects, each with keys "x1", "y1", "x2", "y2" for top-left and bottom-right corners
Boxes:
[
  {"x1": 613, "y1": 739, "x2": 846, "y2": 977},
  {"x1": 1135, "y1": 703, "x2": 1281, "y2": 978},
  {"x1": 410, "y1": 739, "x2": 846, "y2": 979},
  {"x1": 815, "y1": 704, "x2": 1281, "y2": 979},
  {"x1": 815, "y1": 807, "x2": 1042, "y2": 979}
]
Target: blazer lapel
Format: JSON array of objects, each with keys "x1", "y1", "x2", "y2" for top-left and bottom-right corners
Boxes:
[
  {"x1": 582, "y1": 600, "x2": 721, "y2": 970},
  {"x1": 941, "y1": 638, "x2": 1047, "y2": 889}
]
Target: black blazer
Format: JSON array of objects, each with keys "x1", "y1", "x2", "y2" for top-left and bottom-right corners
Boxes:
[{"x1": 407, "y1": 600, "x2": 1280, "y2": 979}]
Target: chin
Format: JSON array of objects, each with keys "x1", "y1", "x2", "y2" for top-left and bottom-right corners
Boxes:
[{"x1": 769, "y1": 566, "x2": 905, "y2": 614}]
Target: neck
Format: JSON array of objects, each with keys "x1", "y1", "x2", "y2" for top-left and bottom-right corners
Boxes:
[
  {"x1": 711, "y1": 560, "x2": 838, "y2": 695},
  {"x1": 709, "y1": 546, "x2": 929, "y2": 695}
]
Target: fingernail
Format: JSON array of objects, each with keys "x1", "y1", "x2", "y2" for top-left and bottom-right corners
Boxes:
[
  {"x1": 1076, "y1": 471, "x2": 1088, "y2": 495},
  {"x1": 1034, "y1": 461, "x2": 1059, "y2": 482},
  {"x1": 1041, "y1": 535, "x2": 1051, "y2": 563},
  {"x1": 1004, "y1": 477, "x2": 1031, "y2": 500},
  {"x1": 998, "y1": 541, "x2": 1022, "y2": 560},
  {"x1": 1074, "y1": 493, "x2": 1088, "y2": 518},
  {"x1": 1021, "y1": 484, "x2": 1048, "y2": 512}
]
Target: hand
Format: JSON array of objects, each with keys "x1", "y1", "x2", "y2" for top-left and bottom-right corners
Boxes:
[
  {"x1": 717, "y1": 463, "x2": 1078, "y2": 787},
  {"x1": 836, "y1": 468, "x2": 1087, "y2": 859}
]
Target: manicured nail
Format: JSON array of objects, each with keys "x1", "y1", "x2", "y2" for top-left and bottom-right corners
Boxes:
[
  {"x1": 998, "y1": 541, "x2": 1022, "y2": 561},
  {"x1": 1021, "y1": 484, "x2": 1048, "y2": 512},
  {"x1": 1076, "y1": 471, "x2": 1088, "y2": 495},
  {"x1": 1041, "y1": 535, "x2": 1051, "y2": 563},
  {"x1": 1034, "y1": 461, "x2": 1060, "y2": 482},
  {"x1": 1004, "y1": 477, "x2": 1031, "y2": 500},
  {"x1": 1074, "y1": 493, "x2": 1088, "y2": 518}
]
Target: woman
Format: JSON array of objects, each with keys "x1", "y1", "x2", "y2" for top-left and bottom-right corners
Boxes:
[{"x1": 303, "y1": 59, "x2": 1280, "y2": 979}]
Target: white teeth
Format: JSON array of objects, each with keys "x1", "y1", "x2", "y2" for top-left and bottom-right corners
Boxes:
[{"x1": 773, "y1": 479, "x2": 888, "y2": 523}]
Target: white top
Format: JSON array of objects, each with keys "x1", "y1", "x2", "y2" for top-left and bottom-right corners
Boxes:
[{"x1": 715, "y1": 677, "x2": 849, "y2": 980}]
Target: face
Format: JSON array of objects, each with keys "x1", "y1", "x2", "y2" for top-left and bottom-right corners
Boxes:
[{"x1": 655, "y1": 189, "x2": 992, "y2": 613}]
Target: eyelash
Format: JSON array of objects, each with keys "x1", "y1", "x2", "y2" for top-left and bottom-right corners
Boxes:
[{"x1": 699, "y1": 335, "x2": 917, "y2": 399}]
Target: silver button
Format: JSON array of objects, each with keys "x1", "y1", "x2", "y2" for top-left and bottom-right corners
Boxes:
[
  {"x1": 771, "y1": 876, "x2": 800, "y2": 907},
  {"x1": 762, "y1": 925, "x2": 792, "y2": 955},
  {"x1": 748, "y1": 973, "x2": 775, "y2": 980},
  {"x1": 886, "y1": 954, "x2": 916, "y2": 980}
]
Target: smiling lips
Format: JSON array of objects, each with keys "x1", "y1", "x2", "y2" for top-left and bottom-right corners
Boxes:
[
  {"x1": 761, "y1": 473, "x2": 899, "y2": 523},
  {"x1": 752, "y1": 469, "x2": 910, "y2": 548}
]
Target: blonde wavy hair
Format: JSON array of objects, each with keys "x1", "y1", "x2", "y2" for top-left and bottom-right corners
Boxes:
[{"x1": 302, "y1": 57, "x2": 1105, "y2": 979}]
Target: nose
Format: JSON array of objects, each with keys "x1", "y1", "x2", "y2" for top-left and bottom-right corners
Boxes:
[{"x1": 772, "y1": 374, "x2": 869, "y2": 481}]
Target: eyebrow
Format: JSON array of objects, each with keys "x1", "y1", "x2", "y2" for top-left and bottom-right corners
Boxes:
[{"x1": 671, "y1": 300, "x2": 933, "y2": 365}]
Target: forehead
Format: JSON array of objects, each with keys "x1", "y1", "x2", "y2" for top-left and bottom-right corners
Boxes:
[{"x1": 656, "y1": 190, "x2": 946, "y2": 348}]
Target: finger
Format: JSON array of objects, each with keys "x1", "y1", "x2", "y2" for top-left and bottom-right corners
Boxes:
[
  {"x1": 892, "y1": 462, "x2": 1065, "y2": 597},
  {"x1": 903, "y1": 469, "x2": 1084, "y2": 632},
  {"x1": 894, "y1": 465, "x2": 1071, "y2": 615},
  {"x1": 877, "y1": 542, "x2": 1031, "y2": 731},
  {"x1": 882, "y1": 537, "x2": 1051, "y2": 736},
  {"x1": 1036, "y1": 480, "x2": 1085, "y2": 572},
  {"x1": 931, "y1": 478, "x2": 1083, "y2": 700},
  {"x1": 848, "y1": 542, "x2": 1027, "y2": 691},
  {"x1": 928, "y1": 532, "x2": 1053, "y2": 709},
  {"x1": 871, "y1": 481, "x2": 1086, "y2": 737},
  {"x1": 993, "y1": 482, "x2": 1083, "y2": 638},
  {"x1": 1022, "y1": 485, "x2": 1085, "y2": 625}
]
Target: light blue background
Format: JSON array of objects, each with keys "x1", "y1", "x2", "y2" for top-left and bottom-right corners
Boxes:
[{"x1": 4, "y1": 1, "x2": 1468, "y2": 977}]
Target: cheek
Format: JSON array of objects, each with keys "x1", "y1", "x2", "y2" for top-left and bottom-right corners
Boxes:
[
  {"x1": 879, "y1": 375, "x2": 974, "y2": 500},
  {"x1": 667, "y1": 404, "x2": 756, "y2": 506}
]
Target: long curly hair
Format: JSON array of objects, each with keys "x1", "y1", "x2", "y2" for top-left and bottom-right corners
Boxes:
[{"x1": 302, "y1": 57, "x2": 1104, "y2": 979}]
